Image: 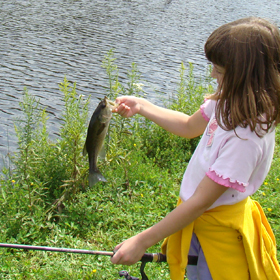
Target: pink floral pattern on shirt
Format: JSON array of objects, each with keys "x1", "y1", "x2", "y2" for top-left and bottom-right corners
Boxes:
[{"x1": 206, "y1": 118, "x2": 218, "y2": 147}]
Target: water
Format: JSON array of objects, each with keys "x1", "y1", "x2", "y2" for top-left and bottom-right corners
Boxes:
[{"x1": 1, "y1": 0, "x2": 280, "y2": 168}]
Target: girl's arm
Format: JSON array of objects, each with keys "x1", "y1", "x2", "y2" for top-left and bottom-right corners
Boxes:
[
  {"x1": 113, "y1": 96, "x2": 208, "y2": 139},
  {"x1": 111, "y1": 176, "x2": 227, "y2": 265}
]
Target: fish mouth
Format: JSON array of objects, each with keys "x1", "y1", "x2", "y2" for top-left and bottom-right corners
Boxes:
[{"x1": 105, "y1": 98, "x2": 119, "y2": 111}]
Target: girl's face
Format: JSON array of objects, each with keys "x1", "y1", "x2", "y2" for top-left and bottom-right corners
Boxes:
[{"x1": 211, "y1": 64, "x2": 225, "y2": 86}]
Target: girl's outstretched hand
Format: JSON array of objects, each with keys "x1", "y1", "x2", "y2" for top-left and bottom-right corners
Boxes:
[
  {"x1": 113, "y1": 96, "x2": 142, "y2": 118},
  {"x1": 111, "y1": 234, "x2": 147, "y2": 266}
]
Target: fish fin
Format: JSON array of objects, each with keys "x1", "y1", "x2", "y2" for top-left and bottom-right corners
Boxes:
[
  {"x1": 88, "y1": 170, "x2": 107, "y2": 187},
  {"x1": 82, "y1": 144, "x2": 87, "y2": 156}
]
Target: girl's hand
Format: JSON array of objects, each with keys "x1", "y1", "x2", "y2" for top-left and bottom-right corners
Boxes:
[
  {"x1": 111, "y1": 234, "x2": 147, "y2": 265},
  {"x1": 113, "y1": 96, "x2": 142, "y2": 118}
]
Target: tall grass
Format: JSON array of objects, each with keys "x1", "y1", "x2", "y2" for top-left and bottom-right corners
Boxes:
[{"x1": 0, "y1": 51, "x2": 279, "y2": 279}]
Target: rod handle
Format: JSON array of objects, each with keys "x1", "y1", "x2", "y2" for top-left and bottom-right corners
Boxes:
[{"x1": 140, "y1": 253, "x2": 166, "y2": 263}]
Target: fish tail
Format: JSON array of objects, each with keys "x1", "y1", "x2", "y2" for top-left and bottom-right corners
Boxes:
[{"x1": 88, "y1": 170, "x2": 107, "y2": 187}]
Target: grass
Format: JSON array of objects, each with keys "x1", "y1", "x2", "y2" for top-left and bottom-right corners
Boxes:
[
  {"x1": 0, "y1": 51, "x2": 279, "y2": 279},
  {"x1": 252, "y1": 127, "x2": 280, "y2": 260}
]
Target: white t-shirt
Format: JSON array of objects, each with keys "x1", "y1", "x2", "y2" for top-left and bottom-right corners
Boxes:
[{"x1": 179, "y1": 99, "x2": 275, "y2": 209}]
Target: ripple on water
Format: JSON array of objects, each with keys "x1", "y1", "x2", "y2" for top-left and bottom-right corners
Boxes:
[{"x1": 1, "y1": 0, "x2": 280, "y2": 169}]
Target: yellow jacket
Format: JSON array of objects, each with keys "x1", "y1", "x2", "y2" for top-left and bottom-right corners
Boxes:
[{"x1": 161, "y1": 197, "x2": 280, "y2": 280}]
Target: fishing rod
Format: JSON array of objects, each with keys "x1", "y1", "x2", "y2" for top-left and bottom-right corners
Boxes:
[
  {"x1": 0, "y1": 243, "x2": 166, "y2": 280},
  {"x1": 0, "y1": 243, "x2": 198, "y2": 279}
]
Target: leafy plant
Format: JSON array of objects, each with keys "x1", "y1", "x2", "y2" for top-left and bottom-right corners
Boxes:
[
  {"x1": 6, "y1": 78, "x2": 91, "y2": 220},
  {"x1": 136, "y1": 62, "x2": 212, "y2": 173},
  {"x1": 12, "y1": 88, "x2": 49, "y2": 213},
  {"x1": 46, "y1": 78, "x2": 90, "y2": 214}
]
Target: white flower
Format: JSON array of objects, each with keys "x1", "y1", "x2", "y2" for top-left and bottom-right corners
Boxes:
[{"x1": 133, "y1": 83, "x2": 144, "y2": 91}]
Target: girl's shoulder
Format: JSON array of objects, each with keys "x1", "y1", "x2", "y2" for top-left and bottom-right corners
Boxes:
[
  {"x1": 200, "y1": 99, "x2": 216, "y2": 122},
  {"x1": 234, "y1": 119, "x2": 276, "y2": 142}
]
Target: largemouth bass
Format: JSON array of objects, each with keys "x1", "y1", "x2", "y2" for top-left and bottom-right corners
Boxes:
[{"x1": 83, "y1": 97, "x2": 117, "y2": 187}]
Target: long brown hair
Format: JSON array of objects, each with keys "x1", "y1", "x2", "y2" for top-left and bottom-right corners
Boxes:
[{"x1": 205, "y1": 17, "x2": 280, "y2": 136}]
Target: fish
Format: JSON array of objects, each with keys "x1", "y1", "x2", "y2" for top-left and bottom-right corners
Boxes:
[{"x1": 83, "y1": 97, "x2": 117, "y2": 187}]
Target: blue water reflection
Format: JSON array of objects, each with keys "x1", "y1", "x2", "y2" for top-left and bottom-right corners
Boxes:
[{"x1": 0, "y1": 0, "x2": 279, "y2": 165}]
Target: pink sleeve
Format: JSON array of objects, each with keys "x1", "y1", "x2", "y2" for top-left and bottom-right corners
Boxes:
[
  {"x1": 206, "y1": 170, "x2": 246, "y2": 192},
  {"x1": 200, "y1": 99, "x2": 216, "y2": 122}
]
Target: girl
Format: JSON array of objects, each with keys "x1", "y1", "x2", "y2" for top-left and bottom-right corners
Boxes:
[{"x1": 111, "y1": 17, "x2": 280, "y2": 280}]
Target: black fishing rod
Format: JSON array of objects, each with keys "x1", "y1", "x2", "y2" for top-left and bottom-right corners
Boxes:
[
  {"x1": 0, "y1": 243, "x2": 198, "y2": 279},
  {"x1": 0, "y1": 243, "x2": 167, "y2": 280}
]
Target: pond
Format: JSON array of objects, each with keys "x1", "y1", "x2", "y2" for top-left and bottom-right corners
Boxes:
[{"x1": 1, "y1": 0, "x2": 280, "y2": 167}]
